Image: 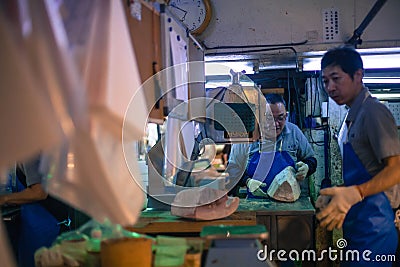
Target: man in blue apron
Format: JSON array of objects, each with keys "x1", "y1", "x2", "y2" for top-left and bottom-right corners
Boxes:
[
  {"x1": 0, "y1": 154, "x2": 71, "y2": 267},
  {"x1": 227, "y1": 94, "x2": 317, "y2": 199},
  {"x1": 317, "y1": 46, "x2": 400, "y2": 266}
]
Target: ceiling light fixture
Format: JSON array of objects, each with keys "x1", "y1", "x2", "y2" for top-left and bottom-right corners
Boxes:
[
  {"x1": 363, "y1": 77, "x2": 400, "y2": 84},
  {"x1": 302, "y1": 48, "x2": 400, "y2": 71}
]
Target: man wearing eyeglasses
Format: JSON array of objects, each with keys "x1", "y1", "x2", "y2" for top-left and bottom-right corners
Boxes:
[{"x1": 227, "y1": 93, "x2": 317, "y2": 199}]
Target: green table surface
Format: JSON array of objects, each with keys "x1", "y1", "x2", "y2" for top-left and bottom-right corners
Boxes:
[{"x1": 238, "y1": 196, "x2": 315, "y2": 215}]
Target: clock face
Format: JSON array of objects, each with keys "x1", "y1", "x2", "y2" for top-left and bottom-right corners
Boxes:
[{"x1": 167, "y1": 0, "x2": 211, "y2": 34}]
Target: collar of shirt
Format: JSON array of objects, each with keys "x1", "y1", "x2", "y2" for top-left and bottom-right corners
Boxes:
[
  {"x1": 277, "y1": 122, "x2": 292, "y2": 140},
  {"x1": 346, "y1": 87, "x2": 371, "y2": 125}
]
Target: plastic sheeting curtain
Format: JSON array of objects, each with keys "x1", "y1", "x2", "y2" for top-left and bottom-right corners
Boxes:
[{"x1": 0, "y1": 0, "x2": 148, "y2": 233}]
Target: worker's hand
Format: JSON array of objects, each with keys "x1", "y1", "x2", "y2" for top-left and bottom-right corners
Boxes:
[
  {"x1": 395, "y1": 210, "x2": 400, "y2": 230},
  {"x1": 246, "y1": 179, "x2": 268, "y2": 197},
  {"x1": 35, "y1": 247, "x2": 64, "y2": 267},
  {"x1": 315, "y1": 195, "x2": 331, "y2": 211},
  {"x1": 295, "y1": 161, "x2": 309, "y2": 181},
  {"x1": 316, "y1": 186, "x2": 363, "y2": 231}
]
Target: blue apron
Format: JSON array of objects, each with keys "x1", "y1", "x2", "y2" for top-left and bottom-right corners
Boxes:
[
  {"x1": 16, "y1": 177, "x2": 60, "y2": 267},
  {"x1": 246, "y1": 141, "x2": 295, "y2": 199},
  {"x1": 341, "y1": 142, "x2": 397, "y2": 266}
]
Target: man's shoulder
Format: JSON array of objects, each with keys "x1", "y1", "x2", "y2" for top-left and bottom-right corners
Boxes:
[
  {"x1": 362, "y1": 96, "x2": 393, "y2": 117},
  {"x1": 285, "y1": 122, "x2": 303, "y2": 134},
  {"x1": 285, "y1": 121, "x2": 298, "y2": 128},
  {"x1": 364, "y1": 95, "x2": 383, "y2": 107},
  {"x1": 283, "y1": 122, "x2": 311, "y2": 146}
]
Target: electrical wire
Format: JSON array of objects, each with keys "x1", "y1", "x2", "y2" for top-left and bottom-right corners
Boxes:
[
  {"x1": 305, "y1": 77, "x2": 326, "y2": 146},
  {"x1": 313, "y1": 76, "x2": 325, "y2": 118},
  {"x1": 202, "y1": 40, "x2": 308, "y2": 50},
  {"x1": 287, "y1": 70, "x2": 291, "y2": 117},
  {"x1": 291, "y1": 75, "x2": 303, "y2": 129}
]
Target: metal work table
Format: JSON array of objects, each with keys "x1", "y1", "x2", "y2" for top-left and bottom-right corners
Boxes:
[
  {"x1": 128, "y1": 197, "x2": 315, "y2": 252},
  {"x1": 127, "y1": 208, "x2": 257, "y2": 235},
  {"x1": 239, "y1": 196, "x2": 314, "y2": 214},
  {"x1": 243, "y1": 197, "x2": 315, "y2": 252}
]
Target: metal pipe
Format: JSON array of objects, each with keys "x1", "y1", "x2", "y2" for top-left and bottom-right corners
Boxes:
[{"x1": 346, "y1": 0, "x2": 388, "y2": 47}]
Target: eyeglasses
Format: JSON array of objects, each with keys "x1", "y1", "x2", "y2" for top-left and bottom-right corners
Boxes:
[
  {"x1": 265, "y1": 112, "x2": 287, "y2": 124},
  {"x1": 273, "y1": 113, "x2": 287, "y2": 123}
]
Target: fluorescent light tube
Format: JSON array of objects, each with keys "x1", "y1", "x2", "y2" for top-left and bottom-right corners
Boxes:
[
  {"x1": 371, "y1": 93, "x2": 400, "y2": 99},
  {"x1": 363, "y1": 78, "x2": 400, "y2": 84},
  {"x1": 302, "y1": 49, "x2": 400, "y2": 71}
]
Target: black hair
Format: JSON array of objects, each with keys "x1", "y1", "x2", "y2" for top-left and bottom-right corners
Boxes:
[
  {"x1": 321, "y1": 46, "x2": 363, "y2": 80},
  {"x1": 265, "y1": 93, "x2": 286, "y2": 107}
]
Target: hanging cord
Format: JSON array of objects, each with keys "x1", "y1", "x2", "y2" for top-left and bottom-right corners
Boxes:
[
  {"x1": 306, "y1": 77, "x2": 326, "y2": 146},
  {"x1": 287, "y1": 70, "x2": 291, "y2": 118},
  {"x1": 292, "y1": 75, "x2": 303, "y2": 129},
  {"x1": 203, "y1": 40, "x2": 308, "y2": 50}
]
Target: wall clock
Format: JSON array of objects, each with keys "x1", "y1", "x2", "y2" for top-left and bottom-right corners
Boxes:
[{"x1": 167, "y1": 0, "x2": 212, "y2": 35}]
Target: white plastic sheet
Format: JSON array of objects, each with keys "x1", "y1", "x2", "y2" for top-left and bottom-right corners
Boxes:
[
  {"x1": 0, "y1": 0, "x2": 149, "y2": 265},
  {"x1": 0, "y1": 7, "x2": 67, "y2": 168},
  {"x1": 43, "y1": 0, "x2": 147, "y2": 225},
  {"x1": 0, "y1": 0, "x2": 147, "y2": 226}
]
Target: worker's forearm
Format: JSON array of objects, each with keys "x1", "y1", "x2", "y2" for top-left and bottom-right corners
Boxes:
[
  {"x1": 303, "y1": 157, "x2": 317, "y2": 176},
  {"x1": 0, "y1": 184, "x2": 47, "y2": 206}
]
